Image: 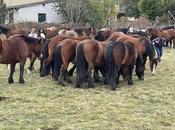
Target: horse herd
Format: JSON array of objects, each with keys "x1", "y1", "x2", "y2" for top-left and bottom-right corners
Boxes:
[{"x1": 0, "y1": 25, "x2": 174, "y2": 90}]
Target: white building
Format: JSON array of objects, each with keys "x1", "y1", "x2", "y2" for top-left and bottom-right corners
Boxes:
[{"x1": 4, "y1": 0, "x2": 62, "y2": 23}]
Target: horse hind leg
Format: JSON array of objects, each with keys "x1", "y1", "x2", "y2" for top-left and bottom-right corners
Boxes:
[
  {"x1": 110, "y1": 64, "x2": 121, "y2": 91},
  {"x1": 58, "y1": 67, "x2": 67, "y2": 86},
  {"x1": 128, "y1": 64, "x2": 134, "y2": 86},
  {"x1": 86, "y1": 64, "x2": 94, "y2": 88},
  {"x1": 8, "y1": 64, "x2": 16, "y2": 84},
  {"x1": 19, "y1": 61, "x2": 26, "y2": 83}
]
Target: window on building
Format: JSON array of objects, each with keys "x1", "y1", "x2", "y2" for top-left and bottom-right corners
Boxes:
[
  {"x1": 38, "y1": 13, "x2": 46, "y2": 23},
  {"x1": 9, "y1": 12, "x2": 14, "y2": 23}
]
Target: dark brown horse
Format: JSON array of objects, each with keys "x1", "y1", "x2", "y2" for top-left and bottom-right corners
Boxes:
[
  {"x1": 0, "y1": 35, "x2": 42, "y2": 83},
  {"x1": 53, "y1": 36, "x2": 91, "y2": 85},
  {"x1": 105, "y1": 40, "x2": 138, "y2": 90},
  {"x1": 108, "y1": 32, "x2": 156, "y2": 80},
  {"x1": 95, "y1": 28, "x2": 114, "y2": 41},
  {"x1": 147, "y1": 28, "x2": 175, "y2": 47}
]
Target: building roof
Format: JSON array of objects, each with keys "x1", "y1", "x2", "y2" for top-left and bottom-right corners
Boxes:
[{"x1": 4, "y1": 0, "x2": 56, "y2": 8}]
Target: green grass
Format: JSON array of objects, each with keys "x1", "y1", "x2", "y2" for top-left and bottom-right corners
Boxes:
[{"x1": 0, "y1": 48, "x2": 175, "y2": 130}]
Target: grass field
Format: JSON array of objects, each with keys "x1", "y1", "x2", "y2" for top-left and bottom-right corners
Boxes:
[{"x1": 0, "y1": 48, "x2": 175, "y2": 130}]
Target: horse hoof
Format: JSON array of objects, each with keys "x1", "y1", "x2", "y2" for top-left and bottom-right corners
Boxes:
[
  {"x1": 58, "y1": 81, "x2": 66, "y2": 86},
  {"x1": 94, "y1": 78, "x2": 102, "y2": 83},
  {"x1": 19, "y1": 79, "x2": 25, "y2": 84},
  {"x1": 40, "y1": 73, "x2": 45, "y2": 77},
  {"x1": 67, "y1": 80, "x2": 72, "y2": 83},
  {"x1": 111, "y1": 87, "x2": 116, "y2": 91},
  {"x1": 75, "y1": 83, "x2": 81, "y2": 88},
  {"x1": 88, "y1": 84, "x2": 94, "y2": 88},
  {"x1": 8, "y1": 78, "x2": 14, "y2": 84},
  {"x1": 128, "y1": 81, "x2": 134, "y2": 85}
]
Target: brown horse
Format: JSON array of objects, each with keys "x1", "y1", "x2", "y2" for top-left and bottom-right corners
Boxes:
[
  {"x1": 105, "y1": 40, "x2": 138, "y2": 90},
  {"x1": 0, "y1": 25, "x2": 28, "y2": 38},
  {"x1": 0, "y1": 35, "x2": 42, "y2": 83},
  {"x1": 74, "y1": 37, "x2": 114, "y2": 88},
  {"x1": 58, "y1": 29, "x2": 78, "y2": 37},
  {"x1": 95, "y1": 28, "x2": 114, "y2": 41},
  {"x1": 108, "y1": 32, "x2": 156, "y2": 80},
  {"x1": 40, "y1": 35, "x2": 91, "y2": 77},
  {"x1": 27, "y1": 37, "x2": 47, "y2": 72},
  {"x1": 147, "y1": 28, "x2": 175, "y2": 47},
  {"x1": 75, "y1": 39, "x2": 99, "y2": 88},
  {"x1": 74, "y1": 27, "x2": 96, "y2": 37},
  {"x1": 44, "y1": 26, "x2": 59, "y2": 39},
  {"x1": 53, "y1": 36, "x2": 91, "y2": 85}
]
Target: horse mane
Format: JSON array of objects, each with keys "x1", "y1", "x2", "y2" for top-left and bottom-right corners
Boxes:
[{"x1": 0, "y1": 25, "x2": 11, "y2": 34}]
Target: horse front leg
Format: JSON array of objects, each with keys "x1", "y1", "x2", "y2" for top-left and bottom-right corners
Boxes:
[
  {"x1": 19, "y1": 61, "x2": 26, "y2": 83},
  {"x1": 8, "y1": 64, "x2": 16, "y2": 84},
  {"x1": 39, "y1": 56, "x2": 43, "y2": 73},
  {"x1": 28, "y1": 53, "x2": 37, "y2": 71}
]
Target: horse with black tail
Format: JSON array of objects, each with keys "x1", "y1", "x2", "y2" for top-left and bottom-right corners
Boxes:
[
  {"x1": 108, "y1": 32, "x2": 156, "y2": 80},
  {"x1": 105, "y1": 40, "x2": 138, "y2": 90},
  {"x1": 75, "y1": 39, "x2": 99, "y2": 88},
  {"x1": 53, "y1": 36, "x2": 90, "y2": 85}
]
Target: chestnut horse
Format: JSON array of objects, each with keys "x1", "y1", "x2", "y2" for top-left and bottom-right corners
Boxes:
[
  {"x1": 53, "y1": 36, "x2": 90, "y2": 85},
  {"x1": 75, "y1": 39, "x2": 99, "y2": 88},
  {"x1": 108, "y1": 32, "x2": 156, "y2": 80},
  {"x1": 44, "y1": 26, "x2": 59, "y2": 39},
  {"x1": 105, "y1": 40, "x2": 138, "y2": 90},
  {"x1": 147, "y1": 28, "x2": 175, "y2": 47},
  {"x1": 75, "y1": 38, "x2": 112, "y2": 88},
  {"x1": 0, "y1": 35, "x2": 42, "y2": 83},
  {"x1": 40, "y1": 35, "x2": 72, "y2": 77}
]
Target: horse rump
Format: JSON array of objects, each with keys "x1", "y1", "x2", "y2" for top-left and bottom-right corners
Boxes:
[
  {"x1": 75, "y1": 43, "x2": 88, "y2": 88},
  {"x1": 105, "y1": 41, "x2": 125, "y2": 90}
]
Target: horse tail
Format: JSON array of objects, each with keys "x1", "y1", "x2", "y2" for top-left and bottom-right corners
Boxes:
[
  {"x1": 105, "y1": 41, "x2": 119, "y2": 84},
  {"x1": 40, "y1": 39, "x2": 51, "y2": 77},
  {"x1": 76, "y1": 43, "x2": 87, "y2": 83},
  {"x1": 53, "y1": 45, "x2": 62, "y2": 80},
  {"x1": 121, "y1": 43, "x2": 128, "y2": 64}
]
